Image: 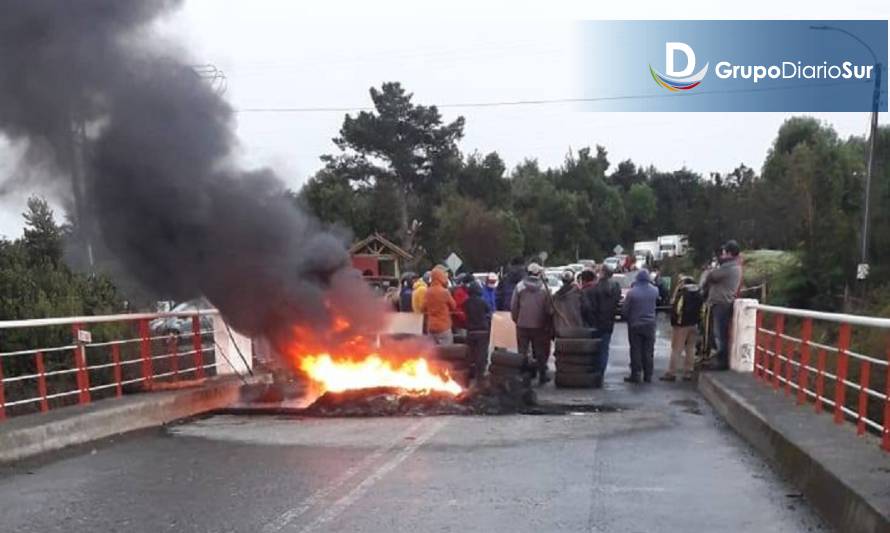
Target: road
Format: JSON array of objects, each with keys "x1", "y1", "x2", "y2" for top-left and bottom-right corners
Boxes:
[{"x1": 0, "y1": 317, "x2": 829, "y2": 533}]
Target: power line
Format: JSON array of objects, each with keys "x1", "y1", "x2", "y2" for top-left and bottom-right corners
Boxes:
[{"x1": 234, "y1": 79, "x2": 883, "y2": 114}]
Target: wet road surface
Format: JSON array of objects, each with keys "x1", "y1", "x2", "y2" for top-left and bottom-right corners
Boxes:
[{"x1": 0, "y1": 317, "x2": 830, "y2": 532}]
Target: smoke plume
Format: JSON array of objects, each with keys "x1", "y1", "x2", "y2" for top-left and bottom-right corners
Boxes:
[{"x1": 0, "y1": 1, "x2": 385, "y2": 349}]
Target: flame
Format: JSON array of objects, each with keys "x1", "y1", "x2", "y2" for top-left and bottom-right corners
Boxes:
[{"x1": 299, "y1": 353, "x2": 462, "y2": 396}]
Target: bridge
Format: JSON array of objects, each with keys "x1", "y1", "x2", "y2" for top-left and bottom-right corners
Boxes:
[{"x1": 0, "y1": 301, "x2": 888, "y2": 532}]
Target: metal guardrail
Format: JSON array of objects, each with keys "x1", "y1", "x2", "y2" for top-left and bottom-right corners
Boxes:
[
  {"x1": 752, "y1": 303, "x2": 890, "y2": 452},
  {"x1": 0, "y1": 310, "x2": 222, "y2": 421}
]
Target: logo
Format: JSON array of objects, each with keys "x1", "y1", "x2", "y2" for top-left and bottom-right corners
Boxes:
[{"x1": 649, "y1": 42, "x2": 709, "y2": 91}]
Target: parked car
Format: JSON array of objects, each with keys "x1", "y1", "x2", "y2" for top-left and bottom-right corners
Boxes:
[
  {"x1": 612, "y1": 273, "x2": 633, "y2": 319},
  {"x1": 603, "y1": 256, "x2": 621, "y2": 272},
  {"x1": 149, "y1": 299, "x2": 214, "y2": 335}
]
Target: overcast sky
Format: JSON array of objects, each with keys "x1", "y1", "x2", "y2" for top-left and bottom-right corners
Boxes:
[{"x1": 1, "y1": 0, "x2": 888, "y2": 238}]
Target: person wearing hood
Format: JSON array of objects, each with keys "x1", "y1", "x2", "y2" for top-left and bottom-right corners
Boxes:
[
  {"x1": 451, "y1": 273, "x2": 472, "y2": 331},
  {"x1": 622, "y1": 269, "x2": 659, "y2": 383},
  {"x1": 511, "y1": 262, "x2": 555, "y2": 385},
  {"x1": 661, "y1": 276, "x2": 704, "y2": 382},
  {"x1": 496, "y1": 257, "x2": 526, "y2": 311},
  {"x1": 411, "y1": 274, "x2": 429, "y2": 313},
  {"x1": 552, "y1": 270, "x2": 584, "y2": 337},
  {"x1": 482, "y1": 273, "x2": 498, "y2": 312},
  {"x1": 399, "y1": 276, "x2": 414, "y2": 312},
  {"x1": 463, "y1": 282, "x2": 491, "y2": 384},
  {"x1": 422, "y1": 269, "x2": 457, "y2": 345}
]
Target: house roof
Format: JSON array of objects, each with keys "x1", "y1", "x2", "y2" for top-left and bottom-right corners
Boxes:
[{"x1": 349, "y1": 232, "x2": 413, "y2": 260}]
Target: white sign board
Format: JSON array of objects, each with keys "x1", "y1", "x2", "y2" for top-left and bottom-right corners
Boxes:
[
  {"x1": 857, "y1": 263, "x2": 870, "y2": 280},
  {"x1": 445, "y1": 252, "x2": 462, "y2": 273},
  {"x1": 76, "y1": 329, "x2": 92, "y2": 343},
  {"x1": 613, "y1": 244, "x2": 624, "y2": 255}
]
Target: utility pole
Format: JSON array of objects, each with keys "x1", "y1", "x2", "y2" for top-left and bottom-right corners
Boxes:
[{"x1": 810, "y1": 25, "x2": 882, "y2": 283}]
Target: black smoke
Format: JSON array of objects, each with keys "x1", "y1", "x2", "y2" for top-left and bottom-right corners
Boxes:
[{"x1": 0, "y1": 1, "x2": 385, "y2": 349}]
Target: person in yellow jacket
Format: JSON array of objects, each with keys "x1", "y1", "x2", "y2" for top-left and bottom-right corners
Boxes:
[{"x1": 411, "y1": 273, "x2": 429, "y2": 313}]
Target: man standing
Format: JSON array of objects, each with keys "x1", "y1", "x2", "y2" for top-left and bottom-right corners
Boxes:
[
  {"x1": 511, "y1": 263, "x2": 554, "y2": 385},
  {"x1": 552, "y1": 270, "x2": 584, "y2": 337},
  {"x1": 582, "y1": 265, "x2": 622, "y2": 381},
  {"x1": 622, "y1": 269, "x2": 659, "y2": 383},
  {"x1": 421, "y1": 269, "x2": 456, "y2": 345},
  {"x1": 661, "y1": 276, "x2": 703, "y2": 382},
  {"x1": 463, "y1": 283, "x2": 491, "y2": 384},
  {"x1": 702, "y1": 240, "x2": 743, "y2": 370}
]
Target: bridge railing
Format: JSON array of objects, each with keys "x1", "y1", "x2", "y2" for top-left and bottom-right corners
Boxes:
[
  {"x1": 751, "y1": 303, "x2": 890, "y2": 452},
  {"x1": 0, "y1": 310, "x2": 226, "y2": 421}
]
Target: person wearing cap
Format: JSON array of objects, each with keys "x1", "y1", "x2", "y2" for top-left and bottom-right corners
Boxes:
[
  {"x1": 511, "y1": 262, "x2": 555, "y2": 385},
  {"x1": 622, "y1": 269, "x2": 659, "y2": 383},
  {"x1": 482, "y1": 273, "x2": 498, "y2": 312},
  {"x1": 582, "y1": 264, "x2": 622, "y2": 383},
  {"x1": 661, "y1": 275, "x2": 704, "y2": 382},
  {"x1": 552, "y1": 270, "x2": 584, "y2": 337},
  {"x1": 702, "y1": 240, "x2": 743, "y2": 370}
]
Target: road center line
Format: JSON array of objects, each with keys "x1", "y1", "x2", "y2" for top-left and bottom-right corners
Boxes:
[
  {"x1": 295, "y1": 417, "x2": 448, "y2": 533},
  {"x1": 262, "y1": 419, "x2": 427, "y2": 533}
]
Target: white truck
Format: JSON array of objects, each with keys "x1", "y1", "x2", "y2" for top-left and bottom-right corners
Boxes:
[
  {"x1": 633, "y1": 241, "x2": 660, "y2": 266},
  {"x1": 657, "y1": 234, "x2": 689, "y2": 258}
]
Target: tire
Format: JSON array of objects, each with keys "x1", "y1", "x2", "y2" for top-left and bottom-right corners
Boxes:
[
  {"x1": 432, "y1": 344, "x2": 468, "y2": 362},
  {"x1": 555, "y1": 362, "x2": 597, "y2": 374},
  {"x1": 488, "y1": 364, "x2": 522, "y2": 376},
  {"x1": 553, "y1": 354, "x2": 596, "y2": 367},
  {"x1": 555, "y1": 372, "x2": 600, "y2": 388},
  {"x1": 449, "y1": 368, "x2": 471, "y2": 386},
  {"x1": 490, "y1": 350, "x2": 525, "y2": 369},
  {"x1": 556, "y1": 327, "x2": 594, "y2": 339},
  {"x1": 553, "y1": 338, "x2": 600, "y2": 355}
]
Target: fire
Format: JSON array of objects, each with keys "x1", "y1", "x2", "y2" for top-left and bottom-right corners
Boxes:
[{"x1": 299, "y1": 353, "x2": 462, "y2": 396}]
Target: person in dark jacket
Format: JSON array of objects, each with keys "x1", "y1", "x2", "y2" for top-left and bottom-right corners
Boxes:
[
  {"x1": 399, "y1": 276, "x2": 414, "y2": 312},
  {"x1": 463, "y1": 283, "x2": 491, "y2": 384},
  {"x1": 582, "y1": 265, "x2": 622, "y2": 378},
  {"x1": 661, "y1": 276, "x2": 703, "y2": 382},
  {"x1": 622, "y1": 269, "x2": 659, "y2": 383},
  {"x1": 496, "y1": 258, "x2": 526, "y2": 311},
  {"x1": 511, "y1": 262, "x2": 554, "y2": 385},
  {"x1": 552, "y1": 270, "x2": 584, "y2": 337}
]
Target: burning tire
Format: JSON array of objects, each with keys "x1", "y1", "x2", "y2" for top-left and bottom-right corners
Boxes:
[
  {"x1": 555, "y1": 371, "x2": 601, "y2": 388},
  {"x1": 433, "y1": 344, "x2": 469, "y2": 362},
  {"x1": 490, "y1": 349, "x2": 525, "y2": 369},
  {"x1": 556, "y1": 327, "x2": 594, "y2": 339},
  {"x1": 553, "y1": 338, "x2": 600, "y2": 355}
]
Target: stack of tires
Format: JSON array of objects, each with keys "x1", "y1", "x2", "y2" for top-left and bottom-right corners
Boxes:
[
  {"x1": 431, "y1": 344, "x2": 472, "y2": 387},
  {"x1": 553, "y1": 328, "x2": 602, "y2": 389},
  {"x1": 487, "y1": 348, "x2": 532, "y2": 394}
]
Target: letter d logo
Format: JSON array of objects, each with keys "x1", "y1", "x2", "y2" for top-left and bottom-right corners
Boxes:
[
  {"x1": 666, "y1": 42, "x2": 695, "y2": 77},
  {"x1": 649, "y1": 42, "x2": 709, "y2": 92}
]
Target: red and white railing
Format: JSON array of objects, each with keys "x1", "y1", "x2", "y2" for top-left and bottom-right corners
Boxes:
[
  {"x1": 751, "y1": 303, "x2": 890, "y2": 452},
  {"x1": 0, "y1": 310, "x2": 224, "y2": 421}
]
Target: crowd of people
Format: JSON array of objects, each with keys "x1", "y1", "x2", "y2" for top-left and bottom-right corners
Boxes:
[{"x1": 388, "y1": 239, "x2": 743, "y2": 387}]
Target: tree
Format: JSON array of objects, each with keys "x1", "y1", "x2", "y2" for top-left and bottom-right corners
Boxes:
[
  {"x1": 434, "y1": 196, "x2": 523, "y2": 271},
  {"x1": 321, "y1": 82, "x2": 465, "y2": 255},
  {"x1": 22, "y1": 197, "x2": 63, "y2": 267},
  {"x1": 624, "y1": 182, "x2": 656, "y2": 239},
  {"x1": 456, "y1": 151, "x2": 510, "y2": 209}
]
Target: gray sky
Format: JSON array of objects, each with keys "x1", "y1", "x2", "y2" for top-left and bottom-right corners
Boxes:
[{"x1": 1, "y1": 0, "x2": 888, "y2": 238}]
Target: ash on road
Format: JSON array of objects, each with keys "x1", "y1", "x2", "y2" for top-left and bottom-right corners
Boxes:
[{"x1": 0, "y1": 318, "x2": 829, "y2": 533}]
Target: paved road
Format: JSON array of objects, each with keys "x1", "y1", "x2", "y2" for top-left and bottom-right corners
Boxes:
[{"x1": 0, "y1": 317, "x2": 829, "y2": 532}]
